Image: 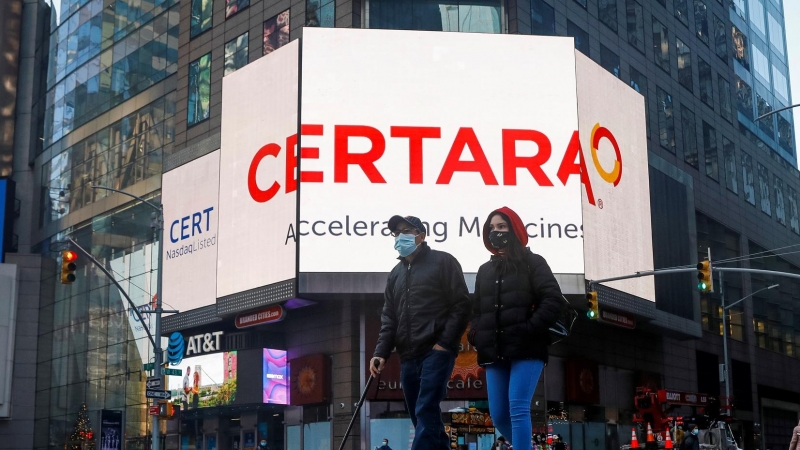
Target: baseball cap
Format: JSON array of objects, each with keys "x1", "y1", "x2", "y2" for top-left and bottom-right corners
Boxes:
[{"x1": 388, "y1": 215, "x2": 425, "y2": 234}]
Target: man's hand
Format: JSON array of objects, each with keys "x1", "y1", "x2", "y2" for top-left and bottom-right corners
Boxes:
[
  {"x1": 370, "y1": 357, "x2": 385, "y2": 377},
  {"x1": 433, "y1": 344, "x2": 448, "y2": 351}
]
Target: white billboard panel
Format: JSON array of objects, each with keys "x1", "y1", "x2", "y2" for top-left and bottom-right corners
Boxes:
[
  {"x1": 575, "y1": 52, "x2": 655, "y2": 301},
  {"x1": 162, "y1": 150, "x2": 220, "y2": 312},
  {"x1": 297, "y1": 29, "x2": 584, "y2": 274},
  {"x1": 216, "y1": 40, "x2": 299, "y2": 297}
]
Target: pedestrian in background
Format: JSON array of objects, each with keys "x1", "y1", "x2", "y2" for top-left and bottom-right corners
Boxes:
[
  {"x1": 680, "y1": 425, "x2": 700, "y2": 450},
  {"x1": 371, "y1": 215, "x2": 472, "y2": 450},
  {"x1": 468, "y1": 207, "x2": 565, "y2": 450},
  {"x1": 789, "y1": 420, "x2": 800, "y2": 450}
]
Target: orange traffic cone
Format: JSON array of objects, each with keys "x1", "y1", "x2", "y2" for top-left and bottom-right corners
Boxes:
[
  {"x1": 646, "y1": 424, "x2": 656, "y2": 443},
  {"x1": 630, "y1": 428, "x2": 640, "y2": 449},
  {"x1": 665, "y1": 431, "x2": 674, "y2": 449}
]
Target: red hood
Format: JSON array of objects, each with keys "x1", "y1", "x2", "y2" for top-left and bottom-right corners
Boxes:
[{"x1": 482, "y1": 206, "x2": 529, "y2": 254}]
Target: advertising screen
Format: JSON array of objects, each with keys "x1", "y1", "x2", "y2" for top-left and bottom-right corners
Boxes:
[
  {"x1": 216, "y1": 40, "x2": 300, "y2": 298},
  {"x1": 575, "y1": 52, "x2": 655, "y2": 301},
  {"x1": 263, "y1": 349, "x2": 288, "y2": 404},
  {"x1": 169, "y1": 351, "x2": 237, "y2": 408},
  {"x1": 297, "y1": 29, "x2": 583, "y2": 274},
  {"x1": 162, "y1": 150, "x2": 220, "y2": 313}
]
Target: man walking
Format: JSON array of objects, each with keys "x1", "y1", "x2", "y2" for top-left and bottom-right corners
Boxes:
[
  {"x1": 371, "y1": 215, "x2": 471, "y2": 450},
  {"x1": 680, "y1": 425, "x2": 700, "y2": 450}
]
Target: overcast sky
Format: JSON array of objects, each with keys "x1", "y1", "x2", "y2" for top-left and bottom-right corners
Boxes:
[{"x1": 786, "y1": 1, "x2": 800, "y2": 166}]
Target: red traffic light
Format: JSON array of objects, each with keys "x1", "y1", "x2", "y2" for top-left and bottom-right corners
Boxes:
[{"x1": 63, "y1": 250, "x2": 78, "y2": 262}]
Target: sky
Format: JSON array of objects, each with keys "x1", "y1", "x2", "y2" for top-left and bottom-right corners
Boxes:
[{"x1": 786, "y1": 1, "x2": 800, "y2": 163}]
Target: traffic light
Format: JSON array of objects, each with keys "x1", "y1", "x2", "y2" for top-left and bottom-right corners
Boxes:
[
  {"x1": 697, "y1": 259, "x2": 713, "y2": 292},
  {"x1": 158, "y1": 401, "x2": 174, "y2": 418},
  {"x1": 586, "y1": 291, "x2": 599, "y2": 320},
  {"x1": 61, "y1": 250, "x2": 78, "y2": 284}
]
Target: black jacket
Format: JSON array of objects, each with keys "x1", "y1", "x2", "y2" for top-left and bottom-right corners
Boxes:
[
  {"x1": 374, "y1": 243, "x2": 471, "y2": 361},
  {"x1": 681, "y1": 434, "x2": 699, "y2": 450},
  {"x1": 468, "y1": 249, "x2": 564, "y2": 365}
]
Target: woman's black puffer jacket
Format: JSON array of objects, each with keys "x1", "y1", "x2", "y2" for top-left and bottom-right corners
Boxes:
[{"x1": 468, "y1": 249, "x2": 564, "y2": 365}]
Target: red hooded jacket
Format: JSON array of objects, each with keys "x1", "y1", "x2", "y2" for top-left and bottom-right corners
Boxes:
[{"x1": 483, "y1": 206, "x2": 529, "y2": 253}]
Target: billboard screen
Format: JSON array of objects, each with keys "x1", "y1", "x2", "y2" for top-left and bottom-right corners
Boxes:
[
  {"x1": 162, "y1": 150, "x2": 220, "y2": 313},
  {"x1": 263, "y1": 349, "x2": 288, "y2": 404},
  {"x1": 575, "y1": 52, "x2": 655, "y2": 301},
  {"x1": 297, "y1": 29, "x2": 583, "y2": 274},
  {"x1": 169, "y1": 351, "x2": 237, "y2": 409},
  {"x1": 216, "y1": 40, "x2": 300, "y2": 298}
]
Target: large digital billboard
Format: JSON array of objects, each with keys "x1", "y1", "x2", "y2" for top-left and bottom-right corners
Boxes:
[
  {"x1": 169, "y1": 351, "x2": 237, "y2": 408},
  {"x1": 263, "y1": 349, "x2": 288, "y2": 404},
  {"x1": 162, "y1": 150, "x2": 220, "y2": 313}
]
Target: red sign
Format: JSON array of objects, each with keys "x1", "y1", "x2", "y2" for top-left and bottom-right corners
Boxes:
[
  {"x1": 149, "y1": 405, "x2": 160, "y2": 416},
  {"x1": 235, "y1": 305, "x2": 285, "y2": 328},
  {"x1": 657, "y1": 390, "x2": 709, "y2": 406},
  {"x1": 599, "y1": 309, "x2": 636, "y2": 329}
]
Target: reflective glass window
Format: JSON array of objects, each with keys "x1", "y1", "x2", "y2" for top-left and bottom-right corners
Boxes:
[
  {"x1": 777, "y1": 113, "x2": 793, "y2": 154},
  {"x1": 751, "y1": 44, "x2": 769, "y2": 82},
  {"x1": 735, "y1": 75, "x2": 753, "y2": 120},
  {"x1": 226, "y1": 0, "x2": 249, "y2": 18},
  {"x1": 657, "y1": 87, "x2": 676, "y2": 152},
  {"x1": 732, "y1": 26, "x2": 749, "y2": 70},
  {"x1": 787, "y1": 185, "x2": 799, "y2": 235},
  {"x1": 567, "y1": 20, "x2": 589, "y2": 57},
  {"x1": 698, "y1": 58, "x2": 713, "y2": 108},
  {"x1": 772, "y1": 65, "x2": 788, "y2": 102},
  {"x1": 755, "y1": 88, "x2": 773, "y2": 136},
  {"x1": 768, "y1": 13, "x2": 784, "y2": 55},
  {"x1": 187, "y1": 53, "x2": 211, "y2": 126},
  {"x1": 625, "y1": 0, "x2": 644, "y2": 54},
  {"x1": 674, "y1": 0, "x2": 689, "y2": 26},
  {"x1": 368, "y1": 0, "x2": 501, "y2": 33},
  {"x1": 677, "y1": 39, "x2": 692, "y2": 92},
  {"x1": 574, "y1": 0, "x2": 587, "y2": 8},
  {"x1": 653, "y1": 18, "x2": 670, "y2": 73},
  {"x1": 681, "y1": 105, "x2": 698, "y2": 167},
  {"x1": 757, "y1": 162, "x2": 771, "y2": 215},
  {"x1": 264, "y1": 10, "x2": 291, "y2": 55},
  {"x1": 224, "y1": 32, "x2": 249, "y2": 76},
  {"x1": 190, "y1": 0, "x2": 213, "y2": 38},
  {"x1": 722, "y1": 137, "x2": 737, "y2": 194},
  {"x1": 694, "y1": 0, "x2": 708, "y2": 45},
  {"x1": 598, "y1": 0, "x2": 617, "y2": 33},
  {"x1": 742, "y1": 151, "x2": 756, "y2": 205},
  {"x1": 774, "y1": 176, "x2": 786, "y2": 225},
  {"x1": 600, "y1": 44, "x2": 620, "y2": 78},
  {"x1": 307, "y1": 0, "x2": 334, "y2": 27},
  {"x1": 703, "y1": 121, "x2": 718, "y2": 181},
  {"x1": 719, "y1": 75, "x2": 733, "y2": 123},
  {"x1": 731, "y1": 0, "x2": 746, "y2": 21},
  {"x1": 531, "y1": 0, "x2": 555, "y2": 36},
  {"x1": 749, "y1": 0, "x2": 765, "y2": 34},
  {"x1": 713, "y1": 14, "x2": 727, "y2": 62}
]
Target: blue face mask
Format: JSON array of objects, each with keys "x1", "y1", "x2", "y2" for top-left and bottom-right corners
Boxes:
[{"x1": 394, "y1": 234, "x2": 418, "y2": 257}]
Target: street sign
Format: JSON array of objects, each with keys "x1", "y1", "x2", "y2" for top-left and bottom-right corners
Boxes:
[
  {"x1": 146, "y1": 377, "x2": 162, "y2": 390},
  {"x1": 146, "y1": 390, "x2": 171, "y2": 400},
  {"x1": 164, "y1": 368, "x2": 182, "y2": 376},
  {"x1": 142, "y1": 363, "x2": 155, "y2": 371},
  {"x1": 598, "y1": 309, "x2": 636, "y2": 329},
  {"x1": 149, "y1": 405, "x2": 160, "y2": 416}
]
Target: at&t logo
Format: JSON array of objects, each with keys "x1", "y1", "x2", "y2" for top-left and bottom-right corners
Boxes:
[{"x1": 167, "y1": 332, "x2": 185, "y2": 365}]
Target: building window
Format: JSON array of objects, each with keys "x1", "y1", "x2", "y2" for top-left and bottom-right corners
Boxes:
[
  {"x1": 694, "y1": 0, "x2": 709, "y2": 45},
  {"x1": 778, "y1": 113, "x2": 794, "y2": 154},
  {"x1": 187, "y1": 53, "x2": 211, "y2": 127},
  {"x1": 749, "y1": 0, "x2": 765, "y2": 34},
  {"x1": 630, "y1": 67, "x2": 650, "y2": 137},
  {"x1": 703, "y1": 121, "x2": 718, "y2": 181},
  {"x1": 681, "y1": 105, "x2": 698, "y2": 167},
  {"x1": 719, "y1": 75, "x2": 733, "y2": 122},
  {"x1": 774, "y1": 176, "x2": 786, "y2": 225},
  {"x1": 307, "y1": 0, "x2": 334, "y2": 27},
  {"x1": 674, "y1": 0, "x2": 689, "y2": 26},
  {"x1": 190, "y1": 0, "x2": 213, "y2": 38},
  {"x1": 768, "y1": 13, "x2": 785, "y2": 55},
  {"x1": 751, "y1": 44, "x2": 769, "y2": 83},
  {"x1": 713, "y1": 14, "x2": 727, "y2": 61},
  {"x1": 568, "y1": 20, "x2": 590, "y2": 56},
  {"x1": 677, "y1": 39, "x2": 692, "y2": 92},
  {"x1": 755, "y1": 90, "x2": 773, "y2": 136},
  {"x1": 653, "y1": 18, "x2": 670, "y2": 73},
  {"x1": 732, "y1": 0, "x2": 746, "y2": 21},
  {"x1": 656, "y1": 0, "x2": 665, "y2": 6},
  {"x1": 698, "y1": 58, "x2": 713, "y2": 108},
  {"x1": 735, "y1": 75, "x2": 753, "y2": 120},
  {"x1": 723, "y1": 137, "x2": 737, "y2": 194},
  {"x1": 599, "y1": 0, "x2": 618, "y2": 33},
  {"x1": 224, "y1": 32, "x2": 249, "y2": 76},
  {"x1": 772, "y1": 66, "x2": 789, "y2": 102},
  {"x1": 600, "y1": 45, "x2": 620, "y2": 78},
  {"x1": 574, "y1": 0, "x2": 587, "y2": 8},
  {"x1": 626, "y1": 0, "x2": 645, "y2": 54},
  {"x1": 787, "y1": 185, "x2": 799, "y2": 234},
  {"x1": 732, "y1": 26, "x2": 749, "y2": 70},
  {"x1": 657, "y1": 87, "x2": 676, "y2": 153},
  {"x1": 368, "y1": 0, "x2": 501, "y2": 32},
  {"x1": 742, "y1": 152, "x2": 756, "y2": 205},
  {"x1": 757, "y1": 162, "x2": 771, "y2": 216},
  {"x1": 264, "y1": 10, "x2": 290, "y2": 55},
  {"x1": 226, "y1": 0, "x2": 249, "y2": 18},
  {"x1": 531, "y1": 0, "x2": 555, "y2": 35}
]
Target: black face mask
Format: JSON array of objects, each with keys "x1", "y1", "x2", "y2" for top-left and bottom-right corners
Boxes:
[{"x1": 489, "y1": 231, "x2": 510, "y2": 249}]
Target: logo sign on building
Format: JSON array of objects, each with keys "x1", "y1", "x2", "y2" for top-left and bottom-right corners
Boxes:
[
  {"x1": 657, "y1": 390, "x2": 709, "y2": 406},
  {"x1": 167, "y1": 332, "x2": 185, "y2": 365},
  {"x1": 162, "y1": 150, "x2": 221, "y2": 313},
  {"x1": 235, "y1": 305, "x2": 285, "y2": 329}
]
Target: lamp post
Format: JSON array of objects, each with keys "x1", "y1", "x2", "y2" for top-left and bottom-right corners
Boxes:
[
  {"x1": 91, "y1": 185, "x2": 166, "y2": 450},
  {"x1": 720, "y1": 276, "x2": 778, "y2": 414},
  {"x1": 754, "y1": 103, "x2": 799, "y2": 122}
]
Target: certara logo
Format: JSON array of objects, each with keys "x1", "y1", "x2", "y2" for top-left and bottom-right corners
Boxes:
[
  {"x1": 247, "y1": 124, "x2": 623, "y2": 207},
  {"x1": 167, "y1": 332, "x2": 185, "y2": 366}
]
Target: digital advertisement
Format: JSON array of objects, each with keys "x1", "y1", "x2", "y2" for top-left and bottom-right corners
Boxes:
[
  {"x1": 169, "y1": 351, "x2": 237, "y2": 408},
  {"x1": 263, "y1": 349, "x2": 288, "y2": 404}
]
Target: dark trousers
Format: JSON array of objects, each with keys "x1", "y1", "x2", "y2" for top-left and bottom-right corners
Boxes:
[{"x1": 400, "y1": 349, "x2": 456, "y2": 450}]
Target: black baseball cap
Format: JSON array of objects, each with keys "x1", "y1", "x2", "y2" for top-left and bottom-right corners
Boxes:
[{"x1": 388, "y1": 215, "x2": 425, "y2": 233}]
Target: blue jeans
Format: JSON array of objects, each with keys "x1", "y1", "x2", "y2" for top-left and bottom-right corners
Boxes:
[
  {"x1": 400, "y1": 349, "x2": 457, "y2": 450},
  {"x1": 485, "y1": 359, "x2": 545, "y2": 450}
]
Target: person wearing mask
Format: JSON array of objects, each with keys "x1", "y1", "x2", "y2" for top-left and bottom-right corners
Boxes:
[
  {"x1": 469, "y1": 207, "x2": 565, "y2": 450},
  {"x1": 554, "y1": 435, "x2": 567, "y2": 450},
  {"x1": 789, "y1": 420, "x2": 800, "y2": 450},
  {"x1": 371, "y1": 215, "x2": 472, "y2": 450},
  {"x1": 377, "y1": 439, "x2": 393, "y2": 450},
  {"x1": 681, "y1": 425, "x2": 700, "y2": 450},
  {"x1": 258, "y1": 439, "x2": 269, "y2": 450}
]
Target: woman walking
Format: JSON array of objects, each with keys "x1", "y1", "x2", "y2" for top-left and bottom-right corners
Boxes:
[{"x1": 468, "y1": 207, "x2": 565, "y2": 450}]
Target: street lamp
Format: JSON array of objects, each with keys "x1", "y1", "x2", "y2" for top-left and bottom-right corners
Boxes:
[
  {"x1": 720, "y1": 274, "x2": 779, "y2": 415},
  {"x1": 91, "y1": 185, "x2": 167, "y2": 450},
  {"x1": 754, "y1": 103, "x2": 799, "y2": 122}
]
